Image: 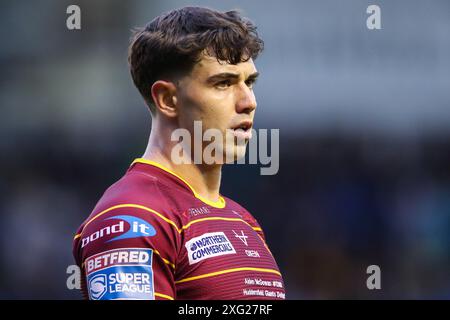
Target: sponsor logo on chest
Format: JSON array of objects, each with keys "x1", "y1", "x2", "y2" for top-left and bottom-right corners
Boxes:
[{"x1": 185, "y1": 232, "x2": 236, "y2": 265}]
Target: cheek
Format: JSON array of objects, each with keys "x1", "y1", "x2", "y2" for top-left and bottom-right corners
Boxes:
[
  {"x1": 201, "y1": 109, "x2": 230, "y2": 132},
  {"x1": 185, "y1": 90, "x2": 233, "y2": 128}
]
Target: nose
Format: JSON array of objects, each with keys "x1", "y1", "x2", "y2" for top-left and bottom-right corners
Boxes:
[{"x1": 235, "y1": 83, "x2": 257, "y2": 114}]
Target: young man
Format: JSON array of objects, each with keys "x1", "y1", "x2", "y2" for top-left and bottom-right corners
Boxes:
[{"x1": 73, "y1": 6, "x2": 285, "y2": 300}]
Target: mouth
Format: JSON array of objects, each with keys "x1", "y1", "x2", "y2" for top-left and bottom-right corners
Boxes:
[
  {"x1": 232, "y1": 120, "x2": 253, "y2": 131},
  {"x1": 231, "y1": 120, "x2": 253, "y2": 140}
]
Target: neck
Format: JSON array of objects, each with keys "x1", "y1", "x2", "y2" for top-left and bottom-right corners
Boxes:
[{"x1": 142, "y1": 118, "x2": 223, "y2": 203}]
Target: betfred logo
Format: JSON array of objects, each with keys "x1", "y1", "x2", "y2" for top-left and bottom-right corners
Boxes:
[
  {"x1": 85, "y1": 248, "x2": 152, "y2": 275},
  {"x1": 85, "y1": 248, "x2": 154, "y2": 300},
  {"x1": 81, "y1": 215, "x2": 156, "y2": 248}
]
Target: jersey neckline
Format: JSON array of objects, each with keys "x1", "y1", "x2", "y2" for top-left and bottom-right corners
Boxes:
[{"x1": 130, "y1": 158, "x2": 226, "y2": 209}]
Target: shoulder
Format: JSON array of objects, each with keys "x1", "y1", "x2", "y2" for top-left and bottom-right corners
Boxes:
[
  {"x1": 73, "y1": 170, "x2": 185, "y2": 264},
  {"x1": 88, "y1": 169, "x2": 184, "y2": 224}
]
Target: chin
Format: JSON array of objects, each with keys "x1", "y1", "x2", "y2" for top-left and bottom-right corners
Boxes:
[
  {"x1": 202, "y1": 141, "x2": 248, "y2": 165},
  {"x1": 223, "y1": 143, "x2": 247, "y2": 164}
]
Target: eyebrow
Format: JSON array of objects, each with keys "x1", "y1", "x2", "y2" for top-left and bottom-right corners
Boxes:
[{"x1": 206, "y1": 71, "x2": 260, "y2": 84}]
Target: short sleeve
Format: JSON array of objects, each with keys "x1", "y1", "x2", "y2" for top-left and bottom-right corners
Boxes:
[{"x1": 73, "y1": 204, "x2": 181, "y2": 300}]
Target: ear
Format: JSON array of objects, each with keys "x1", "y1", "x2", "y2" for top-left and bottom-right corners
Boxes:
[{"x1": 150, "y1": 80, "x2": 178, "y2": 117}]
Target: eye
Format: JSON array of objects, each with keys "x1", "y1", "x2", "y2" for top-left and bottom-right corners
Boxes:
[
  {"x1": 215, "y1": 80, "x2": 232, "y2": 89},
  {"x1": 245, "y1": 78, "x2": 257, "y2": 89}
]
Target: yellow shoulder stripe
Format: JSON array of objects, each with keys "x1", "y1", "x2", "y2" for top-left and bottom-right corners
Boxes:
[
  {"x1": 153, "y1": 248, "x2": 175, "y2": 270},
  {"x1": 73, "y1": 203, "x2": 182, "y2": 240},
  {"x1": 175, "y1": 267, "x2": 281, "y2": 284},
  {"x1": 155, "y1": 292, "x2": 174, "y2": 300},
  {"x1": 74, "y1": 204, "x2": 262, "y2": 240}
]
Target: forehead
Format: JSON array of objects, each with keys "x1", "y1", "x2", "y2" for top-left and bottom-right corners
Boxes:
[{"x1": 190, "y1": 53, "x2": 257, "y2": 79}]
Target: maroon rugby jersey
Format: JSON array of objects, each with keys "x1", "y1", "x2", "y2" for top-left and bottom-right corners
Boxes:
[{"x1": 73, "y1": 158, "x2": 286, "y2": 300}]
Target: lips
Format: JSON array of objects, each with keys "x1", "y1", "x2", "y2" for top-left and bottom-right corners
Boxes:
[
  {"x1": 231, "y1": 120, "x2": 253, "y2": 131},
  {"x1": 231, "y1": 120, "x2": 253, "y2": 140}
]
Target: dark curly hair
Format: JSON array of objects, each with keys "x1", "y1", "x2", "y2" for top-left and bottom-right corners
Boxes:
[{"x1": 128, "y1": 6, "x2": 264, "y2": 113}]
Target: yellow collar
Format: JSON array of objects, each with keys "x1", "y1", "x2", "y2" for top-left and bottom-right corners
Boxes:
[{"x1": 131, "y1": 158, "x2": 226, "y2": 209}]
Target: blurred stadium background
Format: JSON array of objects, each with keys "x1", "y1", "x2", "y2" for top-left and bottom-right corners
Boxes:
[{"x1": 0, "y1": 0, "x2": 449, "y2": 299}]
